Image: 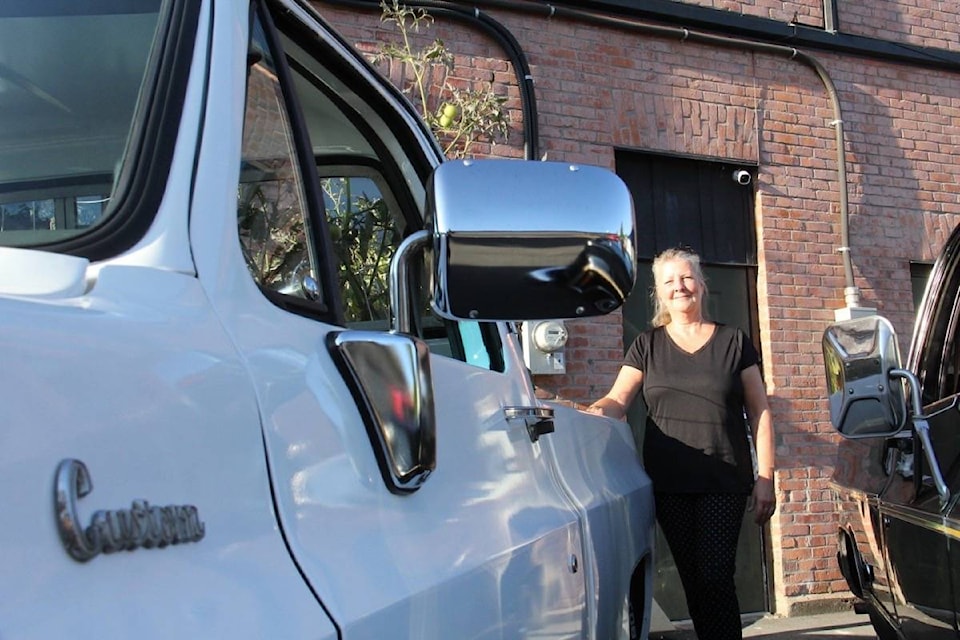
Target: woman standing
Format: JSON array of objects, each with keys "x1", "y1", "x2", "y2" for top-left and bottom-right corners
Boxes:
[{"x1": 587, "y1": 246, "x2": 775, "y2": 640}]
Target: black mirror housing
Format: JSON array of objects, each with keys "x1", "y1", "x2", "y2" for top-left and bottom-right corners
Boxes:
[{"x1": 822, "y1": 315, "x2": 907, "y2": 438}]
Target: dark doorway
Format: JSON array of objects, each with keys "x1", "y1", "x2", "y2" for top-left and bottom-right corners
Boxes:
[
  {"x1": 616, "y1": 149, "x2": 768, "y2": 620},
  {"x1": 617, "y1": 151, "x2": 757, "y2": 265}
]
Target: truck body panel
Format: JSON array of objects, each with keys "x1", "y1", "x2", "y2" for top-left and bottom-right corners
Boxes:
[{"x1": 0, "y1": 0, "x2": 654, "y2": 637}]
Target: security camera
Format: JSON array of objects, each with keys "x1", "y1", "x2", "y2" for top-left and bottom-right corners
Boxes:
[{"x1": 733, "y1": 169, "x2": 752, "y2": 185}]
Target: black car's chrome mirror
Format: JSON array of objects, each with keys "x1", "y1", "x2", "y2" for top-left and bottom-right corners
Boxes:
[
  {"x1": 822, "y1": 315, "x2": 907, "y2": 437},
  {"x1": 823, "y1": 315, "x2": 951, "y2": 509}
]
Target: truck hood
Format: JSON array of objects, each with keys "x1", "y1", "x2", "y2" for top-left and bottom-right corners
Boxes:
[{"x1": 0, "y1": 247, "x2": 89, "y2": 298}]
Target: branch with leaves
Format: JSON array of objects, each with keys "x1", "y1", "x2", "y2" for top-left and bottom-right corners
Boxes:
[{"x1": 372, "y1": 0, "x2": 510, "y2": 159}]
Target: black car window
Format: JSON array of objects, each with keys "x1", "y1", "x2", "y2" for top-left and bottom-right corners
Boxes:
[{"x1": 914, "y1": 235, "x2": 960, "y2": 405}]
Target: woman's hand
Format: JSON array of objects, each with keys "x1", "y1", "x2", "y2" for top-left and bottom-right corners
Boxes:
[
  {"x1": 748, "y1": 476, "x2": 776, "y2": 525},
  {"x1": 582, "y1": 399, "x2": 626, "y2": 420},
  {"x1": 584, "y1": 403, "x2": 606, "y2": 416},
  {"x1": 582, "y1": 366, "x2": 643, "y2": 421}
]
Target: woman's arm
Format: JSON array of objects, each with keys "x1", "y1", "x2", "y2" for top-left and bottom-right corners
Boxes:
[
  {"x1": 586, "y1": 365, "x2": 644, "y2": 420},
  {"x1": 742, "y1": 363, "x2": 776, "y2": 524}
]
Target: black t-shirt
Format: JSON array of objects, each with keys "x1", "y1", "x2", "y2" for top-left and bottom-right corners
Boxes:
[{"x1": 624, "y1": 323, "x2": 759, "y2": 494}]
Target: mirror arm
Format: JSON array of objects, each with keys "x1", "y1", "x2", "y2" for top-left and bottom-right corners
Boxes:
[
  {"x1": 890, "y1": 368, "x2": 950, "y2": 509},
  {"x1": 889, "y1": 368, "x2": 921, "y2": 417},
  {"x1": 389, "y1": 230, "x2": 430, "y2": 335}
]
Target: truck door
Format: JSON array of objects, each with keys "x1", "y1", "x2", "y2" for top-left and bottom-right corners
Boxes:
[{"x1": 191, "y1": 1, "x2": 588, "y2": 636}]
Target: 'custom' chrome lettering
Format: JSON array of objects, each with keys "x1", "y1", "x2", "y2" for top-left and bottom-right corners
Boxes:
[{"x1": 54, "y1": 459, "x2": 205, "y2": 562}]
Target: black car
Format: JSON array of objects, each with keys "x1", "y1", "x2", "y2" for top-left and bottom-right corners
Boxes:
[{"x1": 822, "y1": 222, "x2": 960, "y2": 639}]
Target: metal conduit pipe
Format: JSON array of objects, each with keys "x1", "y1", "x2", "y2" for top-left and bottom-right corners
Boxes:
[
  {"x1": 318, "y1": 0, "x2": 541, "y2": 161},
  {"x1": 318, "y1": 0, "x2": 860, "y2": 306},
  {"x1": 456, "y1": 0, "x2": 860, "y2": 307}
]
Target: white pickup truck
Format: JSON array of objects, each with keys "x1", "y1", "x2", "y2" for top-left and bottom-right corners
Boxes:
[{"x1": 0, "y1": 1, "x2": 654, "y2": 638}]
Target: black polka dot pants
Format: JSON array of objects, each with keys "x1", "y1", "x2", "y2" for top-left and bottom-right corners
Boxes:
[{"x1": 655, "y1": 492, "x2": 748, "y2": 640}]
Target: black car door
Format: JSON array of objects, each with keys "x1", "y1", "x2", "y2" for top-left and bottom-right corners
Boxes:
[
  {"x1": 890, "y1": 222, "x2": 960, "y2": 637},
  {"x1": 879, "y1": 396, "x2": 958, "y2": 637}
]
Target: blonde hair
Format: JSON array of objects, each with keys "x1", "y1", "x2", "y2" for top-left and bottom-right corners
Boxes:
[{"x1": 650, "y1": 247, "x2": 709, "y2": 327}]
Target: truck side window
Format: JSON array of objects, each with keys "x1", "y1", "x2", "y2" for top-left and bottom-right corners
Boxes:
[
  {"x1": 318, "y1": 169, "x2": 494, "y2": 368},
  {"x1": 319, "y1": 167, "x2": 404, "y2": 327},
  {"x1": 240, "y1": 4, "x2": 504, "y2": 372},
  {"x1": 239, "y1": 14, "x2": 320, "y2": 306}
]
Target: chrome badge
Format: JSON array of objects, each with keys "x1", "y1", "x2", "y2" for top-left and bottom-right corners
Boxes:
[{"x1": 54, "y1": 458, "x2": 205, "y2": 562}]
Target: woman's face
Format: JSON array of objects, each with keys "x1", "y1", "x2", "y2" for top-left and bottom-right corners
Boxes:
[{"x1": 656, "y1": 258, "x2": 702, "y2": 315}]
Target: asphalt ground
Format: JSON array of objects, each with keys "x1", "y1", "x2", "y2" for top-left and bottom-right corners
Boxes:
[{"x1": 649, "y1": 609, "x2": 876, "y2": 639}]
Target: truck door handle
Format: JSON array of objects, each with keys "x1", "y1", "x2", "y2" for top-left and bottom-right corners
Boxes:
[{"x1": 504, "y1": 406, "x2": 555, "y2": 443}]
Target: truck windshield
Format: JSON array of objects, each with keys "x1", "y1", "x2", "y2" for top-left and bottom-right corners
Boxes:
[{"x1": 0, "y1": 1, "x2": 162, "y2": 245}]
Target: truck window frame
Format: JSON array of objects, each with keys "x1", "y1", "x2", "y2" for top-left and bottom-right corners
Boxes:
[{"x1": 246, "y1": 0, "x2": 505, "y2": 371}]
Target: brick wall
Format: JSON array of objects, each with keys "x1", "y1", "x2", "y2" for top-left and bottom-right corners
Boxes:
[
  {"x1": 316, "y1": 0, "x2": 960, "y2": 615},
  {"x1": 669, "y1": 0, "x2": 960, "y2": 52}
]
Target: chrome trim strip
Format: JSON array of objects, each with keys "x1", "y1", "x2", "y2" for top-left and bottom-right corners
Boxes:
[
  {"x1": 829, "y1": 481, "x2": 960, "y2": 540},
  {"x1": 881, "y1": 502, "x2": 960, "y2": 541}
]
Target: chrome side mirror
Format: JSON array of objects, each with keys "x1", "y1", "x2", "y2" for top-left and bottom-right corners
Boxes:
[
  {"x1": 425, "y1": 159, "x2": 636, "y2": 323},
  {"x1": 822, "y1": 315, "x2": 907, "y2": 437}
]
